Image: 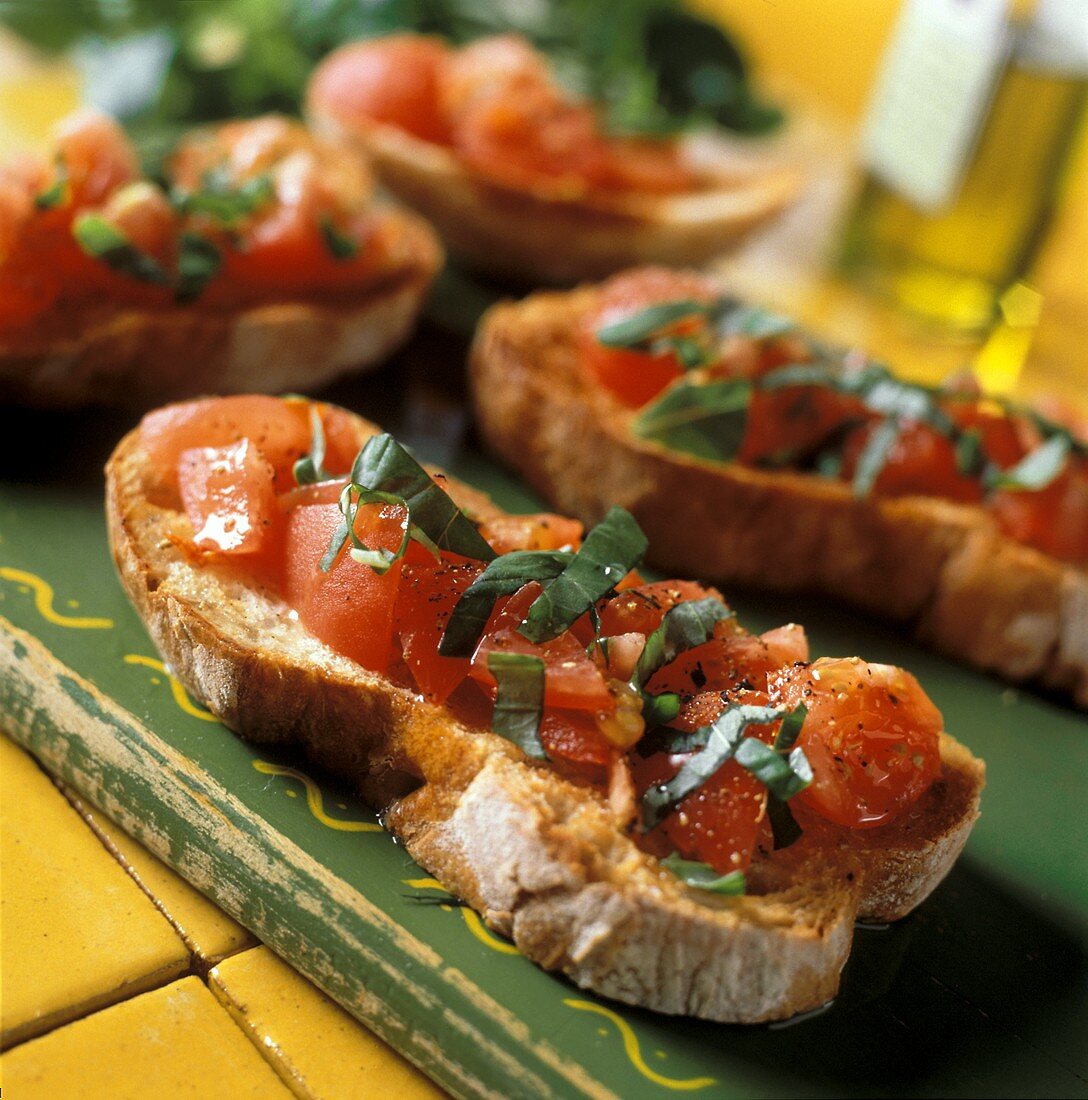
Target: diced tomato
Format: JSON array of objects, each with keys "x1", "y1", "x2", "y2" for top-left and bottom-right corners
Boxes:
[
  {"x1": 632, "y1": 742, "x2": 768, "y2": 875},
  {"x1": 580, "y1": 267, "x2": 718, "y2": 408},
  {"x1": 738, "y1": 386, "x2": 858, "y2": 465},
  {"x1": 394, "y1": 556, "x2": 484, "y2": 703},
  {"x1": 769, "y1": 657, "x2": 942, "y2": 829},
  {"x1": 539, "y1": 709, "x2": 615, "y2": 768},
  {"x1": 597, "y1": 580, "x2": 723, "y2": 638},
  {"x1": 177, "y1": 440, "x2": 283, "y2": 584},
  {"x1": 308, "y1": 35, "x2": 452, "y2": 144},
  {"x1": 991, "y1": 457, "x2": 1088, "y2": 566},
  {"x1": 140, "y1": 396, "x2": 357, "y2": 492},
  {"x1": 53, "y1": 109, "x2": 139, "y2": 207},
  {"x1": 950, "y1": 402, "x2": 1026, "y2": 470},
  {"x1": 470, "y1": 583, "x2": 615, "y2": 712},
  {"x1": 597, "y1": 138, "x2": 696, "y2": 195},
  {"x1": 841, "y1": 421, "x2": 984, "y2": 504},
  {"x1": 646, "y1": 624, "x2": 809, "y2": 696},
  {"x1": 284, "y1": 501, "x2": 406, "y2": 672},
  {"x1": 478, "y1": 512, "x2": 583, "y2": 555}
]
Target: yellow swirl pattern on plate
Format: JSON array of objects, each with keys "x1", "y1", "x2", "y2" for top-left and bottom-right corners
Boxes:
[
  {"x1": 123, "y1": 654, "x2": 219, "y2": 722},
  {"x1": 253, "y1": 760, "x2": 382, "y2": 832},
  {"x1": 403, "y1": 878, "x2": 521, "y2": 955},
  {"x1": 0, "y1": 567, "x2": 113, "y2": 629},
  {"x1": 562, "y1": 1000, "x2": 716, "y2": 1091}
]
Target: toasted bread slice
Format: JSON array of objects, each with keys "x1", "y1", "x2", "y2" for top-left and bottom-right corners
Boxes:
[
  {"x1": 0, "y1": 211, "x2": 442, "y2": 409},
  {"x1": 106, "y1": 405, "x2": 983, "y2": 1023},
  {"x1": 311, "y1": 117, "x2": 799, "y2": 284},
  {"x1": 470, "y1": 287, "x2": 1088, "y2": 708}
]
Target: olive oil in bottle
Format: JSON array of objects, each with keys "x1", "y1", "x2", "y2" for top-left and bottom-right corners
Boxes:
[{"x1": 840, "y1": 0, "x2": 1087, "y2": 333}]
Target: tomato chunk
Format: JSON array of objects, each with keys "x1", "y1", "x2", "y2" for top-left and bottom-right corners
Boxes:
[
  {"x1": 470, "y1": 583, "x2": 615, "y2": 712},
  {"x1": 394, "y1": 556, "x2": 484, "y2": 703},
  {"x1": 178, "y1": 440, "x2": 282, "y2": 570},
  {"x1": 770, "y1": 657, "x2": 942, "y2": 829},
  {"x1": 478, "y1": 513, "x2": 583, "y2": 554},
  {"x1": 284, "y1": 501, "x2": 405, "y2": 672},
  {"x1": 597, "y1": 580, "x2": 723, "y2": 638},
  {"x1": 539, "y1": 709, "x2": 615, "y2": 768},
  {"x1": 580, "y1": 268, "x2": 718, "y2": 409},
  {"x1": 991, "y1": 457, "x2": 1088, "y2": 566},
  {"x1": 308, "y1": 35, "x2": 451, "y2": 144}
]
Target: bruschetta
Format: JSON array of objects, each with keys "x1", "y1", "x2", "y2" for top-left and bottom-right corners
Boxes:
[
  {"x1": 106, "y1": 393, "x2": 984, "y2": 1023},
  {"x1": 306, "y1": 34, "x2": 798, "y2": 283},
  {"x1": 0, "y1": 110, "x2": 442, "y2": 407},
  {"x1": 469, "y1": 268, "x2": 1088, "y2": 706}
]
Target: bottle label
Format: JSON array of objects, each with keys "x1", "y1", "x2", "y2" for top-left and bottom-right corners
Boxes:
[{"x1": 861, "y1": 0, "x2": 1012, "y2": 212}]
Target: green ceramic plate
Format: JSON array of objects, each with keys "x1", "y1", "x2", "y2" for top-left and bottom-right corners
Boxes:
[{"x1": 1, "y1": 286, "x2": 1086, "y2": 1099}]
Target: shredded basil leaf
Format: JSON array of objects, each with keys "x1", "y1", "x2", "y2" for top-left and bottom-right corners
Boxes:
[
  {"x1": 72, "y1": 214, "x2": 169, "y2": 285},
  {"x1": 713, "y1": 298, "x2": 794, "y2": 340},
  {"x1": 173, "y1": 168, "x2": 274, "y2": 225},
  {"x1": 438, "y1": 550, "x2": 572, "y2": 658},
  {"x1": 766, "y1": 794, "x2": 803, "y2": 850},
  {"x1": 175, "y1": 231, "x2": 222, "y2": 302},
  {"x1": 488, "y1": 652, "x2": 547, "y2": 760},
  {"x1": 661, "y1": 853, "x2": 746, "y2": 895},
  {"x1": 733, "y1": 736, "x2": 812, "y2": 800},
  {"x1": 518, "y1": 507, "x2": 647, "y2": 644},
  {"x1": 34, "y1": 157, "x2": 67, "y2": 210},
  {"x1": 985, "y1": 434, "x2": 1070, "y2": 493},
  {"x1": 319, "y1": 215, "x2": 359, "y2": 261},
  {"x1": 596, "y1": 299, "x2": 709, "y2": 348},
  {"x1": 642, "y1": 703, "x2": 783, "y2": 828},
  {"x1": 633, "y1": 378, "x2": 752, "y2": 462},
  {"x1": 293, "y1": 405, "x2": 331, "y2": 486},
  {"x1": 954, "y1": 428, "x2": 986, "y2": 477},
  {"x1": 851, "y1": 419, "x2": 900, "y2": 498}
]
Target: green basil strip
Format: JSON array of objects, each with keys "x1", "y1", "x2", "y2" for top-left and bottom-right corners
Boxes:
[
  {"x1": 72, "y1": 214, "x2": 169, "y2": 285},
  {"x1": 642, "y1": 703, "x2": 784, "y2": 828},
  {"x1": 293, "y1": 405, "x2": 331, "y2": 486},
  {"x1": 632, "y1": 378, "x2": 753, "y2": 463},
  {"x1": 766, "y1": 794, "x2": 803, "y2": 850},
  {"x1": 488, "y1": 652, "x2": 547, "y2": 760},
  {"x1": 596, "y1": 299, "x2": 709, "y2": 348},
  {"x1": 35, "y1": 157, "x2": 67, "y2": 210},
  {"x1": 175, "y1": 231, "x2": 222, "y2": 302},
  {"x1": 985, "y1": 434, "x2": 1071, "y2": 493},
  {"x1": 438, "y1": 549, "x2": 572, "y2": 658},
  {"x1": 713, "y1": 298, "x2": 795, "y2": 340},
  {"x1": 518, "y1": 506, "x2": 647, "y2": 644},
  {"x1": 954, "y1": 428, "x2": 985, "y2": 477},
  {"x1": 661, "y1": 853, "x2": 746, "y2": 895},
  {"x1": 733, "y1": 738, "x2": 812, "y2": 801},
  {"x1": 351, "y1": 434, "x2": 497, "y2": 562},
  {"x1": 773, "y1": 702, "x2": 808, "y2": 752},
  {"x1": 632, "y1": 596, "x2": 733, "y2": 690},
  {"x1": 319, "y1": 215, "x2": 359, "y2": 261},
  {"x1": 173, "y1": 170, "x2": 273, "y2": 225},
  {"x1": 851, "y1": 419, "x2": 900, "y2": 499}
]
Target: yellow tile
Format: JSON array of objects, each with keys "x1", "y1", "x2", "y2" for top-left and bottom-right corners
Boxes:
[
  {"x1": 3, "y1": 975, "x2": 293, "y2": 1098},
  {"x1": 210, "y1": 947, "x2": 446, "y2": 1100},
  {"x1": 64, "y1": 789, "x2": 256, "y2": 970},
  {"x1": 0, "y1": 735, "x2": 189, "y2": 1047}
]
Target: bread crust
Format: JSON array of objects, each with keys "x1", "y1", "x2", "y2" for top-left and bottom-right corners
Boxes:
[
  {"x1": 105, "y1": 406, "x2": 984, "y2": 1023},
  {"x1": 312, "y1": 118, "x2": 798, "y2": 283},
  {"x1": 469, "y1": 287, "x2": 1088, "y2": 707},
  {"x1": 1, "y1": 212, "x2": 442, "y2": 409}
]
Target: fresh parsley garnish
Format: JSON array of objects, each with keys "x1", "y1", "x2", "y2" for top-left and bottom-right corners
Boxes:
[{"x1": 488, "y1": 651, "x2": 547, "y2": 759}]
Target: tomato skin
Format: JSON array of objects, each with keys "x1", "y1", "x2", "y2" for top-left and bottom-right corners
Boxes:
[
  {"x1": 770, "y1": 657, "x2": 942, "y2": 829},
  {"x1": 177, "y1": 440, "x2": 283, "y2": 584},
  {"x1": 842, "y1": 421, "x2": 983, "y2": 504},
  {"x1": 539, "y1": 709, "x2": 615, "y2": 768},
  {"x1": 140, "y1": 396, "x2": 355, "y2": 492},
  {"x1": 580, "y1": 268, "x2": 718, "y2": 409},
  {"x1": 738, "y1": 386, "x2": 858, "y2": 466},
  {"x1": 597, "y1": 580, "x2": 724, "y2": 638},
  {"x1": 990, "y1": 458, "x2": 1088, "y2": 565},
  {"x1": 394, "y1": 557, "x2": 483, "y2": 703},
  {"x1": 53, "y1": 108, "x2": 139, "y2": 207},
  {"x1": 646, "y1": 625, "x2": 809, "y2": 696},
  {"x1": 284, "y1": 501, "x2": 405, "y2": 672},
  {"x1": 469, "y1": 583, "x2": 615, "y2": 712},
  {"x1": 308, "y1": 35, "x2": 451, "y2": 144},
  {"x1": 478, "y1": 513, "x2": 583, "y2": 554},
  {"x1": 597, "y1": 138, "x2": 696, "y2": 195},
  {"x1": 632, "y1": 743, "x2": 768, "y2": 875}
]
